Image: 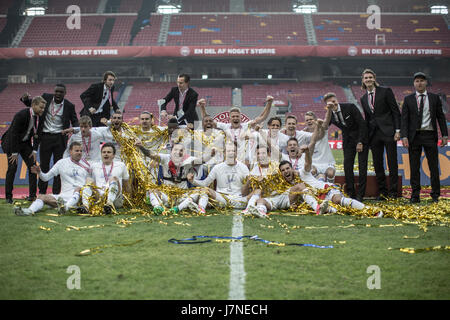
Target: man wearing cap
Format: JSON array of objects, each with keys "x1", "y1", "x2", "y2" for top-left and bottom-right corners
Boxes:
[{"x1": 400, "y1": 72, "x2": 448, "y2": 203}]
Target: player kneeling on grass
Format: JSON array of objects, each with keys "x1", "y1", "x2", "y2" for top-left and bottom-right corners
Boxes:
[
  {"x1": 79, "y1": 142, "x2": 130, "y2": 215},
  {"x1": 135, "y1": 140, "x2": 209, "y2": 215},
  {"x1": 14, "y1": 142, "x2": 91, "y2": 216}
]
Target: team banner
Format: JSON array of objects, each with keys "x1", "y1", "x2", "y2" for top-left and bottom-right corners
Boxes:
[
  {"x1": 0, "y1": 46, "x2": 449, "y2": 59},
  {"x1": 396, "y1": 146, "x2": 450, "y2": 186}
]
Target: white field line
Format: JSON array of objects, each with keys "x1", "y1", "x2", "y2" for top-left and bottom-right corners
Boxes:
[{"x1": 228, "y1": 214, "x2": 246, "y2": 300}]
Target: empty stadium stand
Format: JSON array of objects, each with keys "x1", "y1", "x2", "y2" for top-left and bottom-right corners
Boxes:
[
  {"x1": 181, "y1": 0, "x2": 230, "y2": 13},
  {"x1": 127, "y1": 14, "x2": 163, "y2": 46},
  {"x1": 46, "y1": 0, "x2": 101, "y2": 14},
  {"x1": 166, "y1": 14, "x2": 307, "y2": 46},
  {"x1": 312, "y1": 13, "x2": 450, "y2": 46},
  {"x1": 9, "y1": 11, "x2": 448, "y2": 48},
  {"x1": 0, "y1": 0, "x2": 17, "y2": 15},
  {"x1": 19, "y1": 16, "x2": 107, "y2": 47},
  {"x1": 245, "y1": 0, "x2": 292, "y2": 13}
]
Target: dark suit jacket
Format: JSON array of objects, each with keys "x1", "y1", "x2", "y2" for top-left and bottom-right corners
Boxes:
[
  {"x1": 400, "y1": 92, "x2": 448, "y2": 144},
  {"x1": 160, "y1": 87, "x2": 199, "y2": 125},
  {"x1": 21, "y1": 93, "x2": 79, "y2": 148},
  {"x1": 1, "y1": 108, "x2": 37, "y2": 154},
  {"x1": 329, "y1": 103, "x2": 368, "y2": 147},
  {"x1": 80, "y1": 82, "x2": 119, "y2": 120},
  {"x1": 360, "y1": 86, "x2": 401, "y2": 139}
]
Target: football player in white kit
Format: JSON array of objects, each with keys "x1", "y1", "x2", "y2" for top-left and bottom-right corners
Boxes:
[
  {"x1": 63, "y1": 110, "x2": 125, "y2": 161},
  {"x1": 14, "y1": 142, "x2": 91, "y2": 216},
  {"x1": 80, "y1": 142, "x2": 130, "y2": 214},
  {"x1": 246, "y1": 124, "x2": 330, "y2": 218},
  {"x1": 191, "y1": 110, "x2": 226, "y2": 177},
  {"x1": 303, "y1": 110, "x2": 336, "y2": 183},
  {"x1": 197, "y1": 96, "x2": 273, "y2": 165},
  {"x1": 281, "y1": 115, "x2": 313, "y2": 146},
  {"x1": 258, "y1": 117, "x2": 290, "y2": 157},
  {"x1": 281, "y1": 137, "x2": 306, "y2": 171},
  {"x1": 249, "y1": 160, "x2": 330, "y2": 218},
  {"x1": 241, "y1": 144, "x2": 279, "y2": 214},
  {"x1": 63, "y1": 116, "x2": 104, "y2": 161},
  {"x1": 187, "y1": 142, "x2": 255, "y2": 210}
]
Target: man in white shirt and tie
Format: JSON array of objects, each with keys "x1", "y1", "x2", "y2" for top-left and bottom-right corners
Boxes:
[
  {"x1": 360, "y1": 69, "x2": 401, "y2": 200},
  {"x1": 401, "y1": 72, "x2": 448, "y2": 203}
]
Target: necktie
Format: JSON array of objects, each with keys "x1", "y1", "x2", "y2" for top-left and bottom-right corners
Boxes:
[
  {"x1": 369, "y1": 92, "x2": 374, "y2": 112},
  {"x1": 418, "y1": 94, "x2": 425, "y2": 129},
  {"x1": 30, "y1": 115, "x2": 37, "y2": 142},
  {"x1": 337, "y1": 110, "x2": 346, "y2": 126},
  {"x1": 108, "y1": 88, "x2": 112, "y2": 105}
]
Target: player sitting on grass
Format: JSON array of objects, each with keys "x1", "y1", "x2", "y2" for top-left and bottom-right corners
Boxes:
[
  {"x1": 187, "y1": 142, "x2": 260, "y2": 211},
  {"x1": 296, "y1": 137, "x2": 383, "y2": 217},
  {"x1": 14, "y1": 142, "x2": 91, "y2": 216},
  {"x1": 135, "y1": 140, "x2": 209, "y2": 215},
  {"x1": 247, "y1": 160, "x2": 330, "y2": 218},
  {"x1": 80, "y1": 142, "x2": 130, "y2": 215}
]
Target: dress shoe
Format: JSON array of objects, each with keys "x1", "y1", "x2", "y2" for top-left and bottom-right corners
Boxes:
[
  {"x1": 431, "y1": 197, "x2": 439, "y2": 203},
  {"x1": 25, "y1": 196, "x2": 36, "y2": 202},
  {"x1": 409, "y1": 197, "x2": 420, "y2": 204},
  {"x1": 6, "y1": 198, "x2": 13, "y2": 204},
  {"x1": 355, "y1": 196, "x2": 364, "y2": 203},
  {"x1": 376, "y1": 195, "x2": 387, "y2": 201}
]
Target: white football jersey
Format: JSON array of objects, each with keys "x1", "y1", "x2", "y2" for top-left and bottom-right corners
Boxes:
[
  {"x1": 194, "y1": 161, "x2": 249, "y2": 196},
  {"x1": 64, "y1": 130, "x2": 104, "y2": 162},
  {"x1": 39, "y1": 157, "x2": 91, "y2": 195},
  {"x1": 90, "y1": 160, "x2": 129, "y2": 190}
]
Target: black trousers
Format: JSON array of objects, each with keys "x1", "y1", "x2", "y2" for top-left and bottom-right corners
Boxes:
[
  {"x1": 408, "y1": 131, "x2": 440, "y2": 200},
  {"x1": 90, "y1": 112, "x2": 107, "y2": 127},
  {"x1": 38, "y1": 133, "x2": 66, "y2": 195},
  {"x1": 5, "y1": 141, "x2": 37, "y2": 199},
  {"x1": 343, "y1": 142, "x2": 369, "y2": 199},
  {"x1": 369, "y1": 127, "x2": 399, "y2": 197}
]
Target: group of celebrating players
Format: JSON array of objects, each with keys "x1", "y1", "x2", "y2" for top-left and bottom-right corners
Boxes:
[{"x1": 7, "y1": 69, "x2": 447, "y2": 218}]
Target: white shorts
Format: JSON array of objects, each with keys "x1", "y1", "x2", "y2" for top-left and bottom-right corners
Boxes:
[
  {"x1": 264, "y1": 193, "x2": 290, "y2": 211},
  {"x1": 214, "y1": 192, "x2": 248, "y2": 209}
]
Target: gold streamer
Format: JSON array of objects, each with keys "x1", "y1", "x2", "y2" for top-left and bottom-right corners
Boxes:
[
  {"x1": 76, "y1": 239, "x2": 144, "y2": 256},
  {"x1": 388, "y1": 245, "x2": 450, "y2": 254}
]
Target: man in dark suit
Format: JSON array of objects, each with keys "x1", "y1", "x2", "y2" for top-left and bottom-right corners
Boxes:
[
  {"x1": 159, "y1": 74, "x2": 199, "y2": 129},
  {"x1": 20, "y1": 84, "x2": 79, "y2": 195},
  {"x1": 1, "y1": 96, "x2": 46, "y2": 203},
  {"x1": 325, "y1": 92, "x2": 368, "y2": 202},
  {"x1": 80, "y1": 71, "x2": 120, "y2": 127},
  {"x1": 401, "y1": 72, "x2": 448, "y2": 203},
  {"x1": 360, "y1": 69, "x2": 401, "y2": 199}
]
